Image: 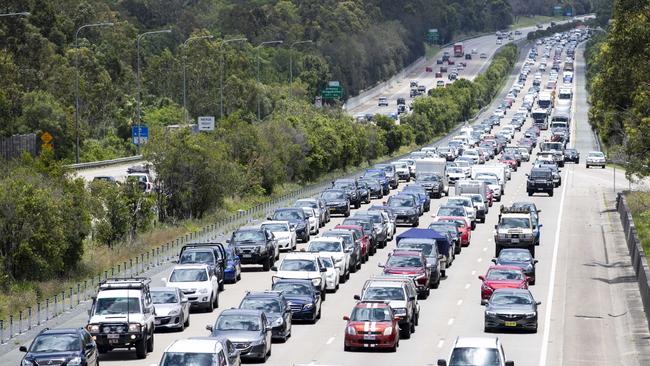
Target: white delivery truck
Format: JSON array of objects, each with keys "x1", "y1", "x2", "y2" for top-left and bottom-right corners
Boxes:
[
  {"x1": 471, "y1": 164, "x2": 507, "y2": 195},
  {"x1": 415, "y1": 157, "x2": 449, "y2": 196}
]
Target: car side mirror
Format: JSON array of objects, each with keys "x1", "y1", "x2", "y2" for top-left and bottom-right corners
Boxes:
[
  {"x1": 377, "y1": 263, "x2": 385, "y2": 268},
  {"x1": 271, "y1": 266, "x2": 278, "y2": 271},
  {"x1": 320, "y1": 267, "x2": 327, "y2": 272},
  {"x1": 534, "y1": 259, "x2": 539, "y2": 264},
  {"x1": 205, "y1": 324, "x2": 213, "y2": 332},
  {"x1": 343, "y1": 315, "x2": 350, "y2": 321},
  {"x1": 85, "y1": 343, "x2": 95, "y2": 350},
  {"x1": 409, "y1": 296, "x2": 416, "y2": 301},
  {"x1": 19, "y1": 346, "x2": 27, "y2": 352},
  {"x1": 538, "y1": 224, "x2": 543, "y2": 228},
  {"x1": 478, "y1": 275, "x2": 485, "y2": 281},
  {"x1": 494, "y1": 224, "x2": 498, "y2": 230},
  {"x1": 353, "y1": 295, "x2": 361, "y2": 300},
  {"x1": 181, "y1": 296, "x2": 188, "y2": 304},
  {"x1": 437, "y1": 360, "x2": 448, "y2": 366},
  {"x1": 226, "y1": 239, "x2": 231, "y2": 244},
  {"x1": 266, "y1": 216, "x2": 272, "y2": 220},
  {"x1": 438, "y1": 254, "x2": 443, "y2": 260},
  {"x1": 505, "y1": 361, "x2": 515, "y2": 366},
  {"x1": 491, "y1": 258, "x2": 497, "y2": 264},
  {"x1": 536, "y1": 301, "x2": 542, "y2": 305},
  {"x1": 161, "y1": 278, "x2": 167, "y2": 285}
]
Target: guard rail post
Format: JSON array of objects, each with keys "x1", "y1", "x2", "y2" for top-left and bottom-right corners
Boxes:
[
  {"x1": 28, "y1": 307, "x2": 32, "y2": 330},
  {"x1": 77, "y1": 284, "x2": 81, "y2": 305},
  {"x1": 10, "y1": 315, "x2": 14, "y2": 338},
  {"x1": 130, "y1": 259, "x2": 133, "y2": 276},
  {"x1": 37, "y1": 302, "x2": 41, "y2": 325},
  {"x1": 1, "y1": 320, "x2": 4, "y2": 344},
  {"x1": 46, "y1": 299, "x2": 50, "y2": 321},
  {"x1": 69, "y1": 287, "x2": 74, "y2": 309},
  {"x1": 18, "y1": 311, "x2": 22, "y2": 334},
  {"x1": 61, "y1": 291, "x2": 65, "y2": 312}
]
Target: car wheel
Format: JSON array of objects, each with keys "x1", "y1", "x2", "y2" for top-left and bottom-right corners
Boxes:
[
  {"x1": 97, "y1": 345, "x2": 109, "y2": 354},
  {"x1": 178, "y1": 316, "x2": 185, "y2": 331},
  {"x1": 344, "y1": 345, "x2": 352, "y2": 352},
  {"x1": 316, "y1": 306, "x2": 322, "y2": 320},
  {"x1": 206, "y1": 295, "x2": 214, "y2": 312},
  {"x1": 236, "y1": 267, "x2": 242, "y2": 281},
  {"x1": 586, "y1": 164, "x2": 589, "y2": 168},
  {"x1": 412, "y1": 220, "x2": 419, "y2": 227},
  {"x1": 321, "y1": 289, "x2": 326, "y2": 301},
  {"x1": 262, "y1": 257, "x2": 271, "y2": 271},
  {"x1": 357, "y1": 260, "x2": 362, "y2": 270},
  {"x1": 218, "y1": 279, "x2": 224, "y2": 292},
  {"x1": 135, "y1": 339, "x2": 147, "y2": 359},
  {"x1": 184, "y1": 313, "x2": 190, "y2": 327},
  {"x1": 400, "y1": 325, "x2": 411, "y2": 339},
  {"x1": 146, "y1": 331, "x2": 154, "y2": 352},
  {"x1": 528, "y1": 191, "x2": 533, "y2": 196},
  {"x1": 344, "y1": 208, "x2": 350, "y2": 217},
  {"x1": 549, "y1": 190, "x2": 554, "y2": 197}
]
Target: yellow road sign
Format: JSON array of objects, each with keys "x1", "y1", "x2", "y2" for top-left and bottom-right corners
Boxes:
[{"x1": 40, "y1": 131, "x2": 53, "y2": 144}]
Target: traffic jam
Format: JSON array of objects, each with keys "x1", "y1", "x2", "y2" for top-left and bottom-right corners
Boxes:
[{"x1": 17, "y1": 29, "x2": 591, "y2": 366}]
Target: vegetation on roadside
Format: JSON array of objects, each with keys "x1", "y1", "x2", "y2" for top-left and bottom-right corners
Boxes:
[
  {"x1": 625, "y1": 191, "x2": 650, "y2": 262},
  {"x1": 509, "y1": 15, "x2": 565, "y2": 29}
]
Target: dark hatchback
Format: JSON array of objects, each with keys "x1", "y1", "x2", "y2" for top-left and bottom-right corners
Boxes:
[
  {"x1": 271, "y1": 279, "x2": 322, "y2": 323},
  {"x1": 20, "y1": 328, "x2": 98, "y2": 366},
  {"x1": 564, "y1": 148, "x2": 580, "y2": 163},
  {"x1": 270, "y1": 208, "x2": 310, "y2": 242},
  {"x1": 320, "y1": 189, "x2": 351, "y2": 217}
]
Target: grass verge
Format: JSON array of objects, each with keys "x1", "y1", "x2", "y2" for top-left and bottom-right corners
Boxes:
[{"x1": 625, "y1": 191, "x2": 650, "y2": 262}]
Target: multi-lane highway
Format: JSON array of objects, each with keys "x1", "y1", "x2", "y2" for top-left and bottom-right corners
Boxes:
[{"x1": 6, "y1": 27, "x2": 650, "y2": 366}]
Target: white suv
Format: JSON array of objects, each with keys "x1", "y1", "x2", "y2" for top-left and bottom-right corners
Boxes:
[
  {"x1": 163, "y1": 264, "x2": 220, "y2": 312},
  {"x1": 437, "y1": 336, "x2": 514, "y2": 366},
  {"x1": 272, "y1": 252, "x2": 328, "y2": 300},
  {"x1": 307, "y1": 237, "x2": 350, "y2": 282}
]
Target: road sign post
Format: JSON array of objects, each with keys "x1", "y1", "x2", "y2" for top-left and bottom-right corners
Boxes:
[
  {"x1": 132, "y1": 125, "x2": 149, "y2": 145},
  {"x1": 197, "y1": 116, "x2": 215, "y2": 131}
]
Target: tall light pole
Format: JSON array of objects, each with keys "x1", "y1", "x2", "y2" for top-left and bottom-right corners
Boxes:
[
  {"x1": 0, "y1": 12, "x2": 30, "y2": 17},
  {"x1": 288, "y1": 40, "x2": 313, "y2": 98},
  {"x1": 74, "y1": 22, "x2": 114, "y2": 163},
  {"x1": 256, "y1": 40, "x2": 283, "y2": 120},
  {"x1": 136, "y1": 29, "x2": 172, "y2": 153},
  {"x1": 219, "y1": 37, "x2": 247, "y2": 119},
  {"x1": 182, "y1": 35, "x2": 214, "y2": 123}
]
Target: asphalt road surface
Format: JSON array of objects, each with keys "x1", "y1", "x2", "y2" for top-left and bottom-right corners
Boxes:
[{"x1": 6, "y1": 34, "x2": 650, "y2": 366}]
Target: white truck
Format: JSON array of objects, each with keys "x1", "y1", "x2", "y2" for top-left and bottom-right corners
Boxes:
[{"x1": 415, "y1": 157, "x2": 449, "y2": 196}]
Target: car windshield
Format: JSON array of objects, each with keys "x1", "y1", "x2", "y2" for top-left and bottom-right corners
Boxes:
[
  {"x1": 240, "y1": 298, "x2": 282, "y2": 313},
  {"x1": 309, "y1": 241, "x2": 342, "y2": 252},
  {"x1": 302, "y1": 208, "x2": 314, "y2": 217},
  {"x1": 170, "y1": 268, "x2": 208, "y2": 282},
  {"x1": 499, "y1": 250, "x2": 532, "y2": 262},
  {"x1": 261, "y1": 224, "x2": 288, "y2": 232},
  {"x1": 273, "y1": 210, "x2": 302, "y2": 220},
  {"x1": 418, "y1": 174, "x2": 439, "y2": 182},
  {"x1": 499, "y1": 217, "x2": 530, "y2": 229},
  {"x1": 351, "y1": 307, "x2": 392, "y2": 322},
  {"x1": 320, "y1": 257, "x2": 334, "y2": 268},
  {"x1": 215, "y1": 315, "x2": 261, "y2": 331},
  {"x1": 477, "y1": 177, "x2": 498, "y2": 185},
  {"x1": 233, "y1": 230, "x2": 265, "y2": 242},
  {"x1": 438, "y1": 206, "x2": 465, "y2": 217},
  {"x1": 589, "y1": 152, "x2": 604, "y2": 158},
  {"x1": 161, "y1": 352, "x2": 215, "y2": 366},
  {"x1": 321, "y1": 191, "x2": 346, "y2": 200},
  {"x1": 530, "y1": 170, "x2": 551, "y2": 179},
  {"x1": 388, "y1": 197, "x2": 413, "y2": 208},
  {"x1": 95, "y1": 297, "x2": 141, "y2": 315},
  {"x1": 386, "y1": 255, "x2": 423, "y2": 267},
  {"x1": 179, "y1": 250, "x2": 213, "y2": 264},
  {"x1": 398, "y1": 243, "x2": 433, "y2": 256},
  {"x1": 364, "y1": 171, "x2": 384, "y2": 179},
  {"x1": 295, "y1": 201, "x2": 317, "y2": 209},
  {"x1": 152, "y1": 291, "x2": 179, "y2": 304},
  {"x1": 272, "y1": 283, "x2": 312, "y2": 295},
  {"x1": 467, "y1": 195, "x2": 482, "y2": 203},
  {"x1": 279, "y1": 259, "x2": 317, "y2": 271},
  {"x1": 30, "y1": 334, "x2": 79, "y2": 353},
  {"x1": 449, "y1": 347, "x2": 501, "y2": 366},
  {"x1": 491, "y1": 293, "x2": 534, "y2": 305},
  {"x1": 323, "y1": 233, "x2": 352, "y2": 247},
  {"x1": 486, "y1": 269, "x2": 524, "y2": 281},
  {"x1": 448, "y1": 167, "x2": 464, "y2": 174},
  {"x1": 363, "y1": 287, "x2": 405, "y2": 301}
]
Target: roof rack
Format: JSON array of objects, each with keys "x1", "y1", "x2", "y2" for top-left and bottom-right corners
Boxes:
[
  {"x1": 98, "y1": 277, "x2": 151, "y2": 291},
  {"x1": 498, "y1": 205, "x2": 533, "y2": 215},
  {"x1": 245, "y1": 290, "x2": 284, "y2": 296}
]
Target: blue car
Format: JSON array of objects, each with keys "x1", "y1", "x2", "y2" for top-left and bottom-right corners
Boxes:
[
  {"x1": 271, "y1": 279, "x2": 321, "y2": 323},
  {"x1": 363, "y1": 169, "x2": 390, "y2": 195},
  {"x1": 223, "y1": 246, "x2": 242, "y2": 283}
]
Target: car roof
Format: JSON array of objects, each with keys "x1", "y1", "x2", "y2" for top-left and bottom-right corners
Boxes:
[
  {"x1": 39, "y1": 328, "x2": 84, "y2": 336},
  {"x1": 172, "y1": 264, "x2": 210, "y2": 270},
  {"x1": 310, "y1": 237, "x2": 343, "y2": 243},
  {"x1": 273, "y1": 278, "x2": 314, "y2": 286},
  {"x1": 220, "y1": 308, "x2": 264, "y2": 316},
  {"x1": 243, "y1": 291, "x2": 284, "y2": 300},
  {"x1": 365, "y1": 280, "x2": 405, "y2": 288},
  {"x1": 165, "y1": 338, "x2": 224, "y2": 354},
  {"x1": 453, "y1": 336, "x2": 500, "y2": 349},
  {"x1": 355, "y1": 301, "x2": 391, "y2": 309},
  {"x1": 260, "y1": 220, "x2": 289, "y2": 227},
  {"x1": 283, "y1": 252, "x2": 320, "y2": 260},
  {"x1": 487, "y1": 265, "x2": 525, "y2": 272},
  {"x1": 151, "y1": 287, "x2": 180, "y2": 292}
]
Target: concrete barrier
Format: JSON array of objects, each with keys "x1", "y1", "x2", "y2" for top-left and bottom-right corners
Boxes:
[{"x1": 66, "y1": 155, "x2": 144, "y2": 171}]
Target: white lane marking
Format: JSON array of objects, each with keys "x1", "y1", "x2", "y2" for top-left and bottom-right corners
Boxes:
[
  {"x1": 539, "y1": 169, "x2": 571, "y2": 366},
  {"x1": 464, "y1": 283, "x2": 471, "y2": 289},
  {"x1": 477, "y1": 258, "x2": 483, "y2": 263},
  {"x1": 447, "y1": 318, "x2": 454, "y2": 326},
  {"x1": 457, "y1": 299, "x2": 463, "y2": 306},
  {"x1": 437, "y1": 339, "x2": 445, "y2": 348},
  {"x1": 483, "y1": 247, "x2": 488, "y2": 252},
  {"x1": 326, "y1": 337, "x2": 335, "y2": 345},
  {"x1": 471, "y1": 270, "x2": 476, "y2": 275}
]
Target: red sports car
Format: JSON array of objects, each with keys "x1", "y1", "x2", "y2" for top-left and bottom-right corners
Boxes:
[
  {"x1": 479, "y1": 265, "x2": 529, "y2": 304},
  {"x1": 344, "y1": 301, "x2": 400, "y2": 352}
]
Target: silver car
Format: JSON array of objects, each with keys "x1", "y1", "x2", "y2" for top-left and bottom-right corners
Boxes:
[{"x1": 151, "y1": 287, "x2": 190, "y2": 331}]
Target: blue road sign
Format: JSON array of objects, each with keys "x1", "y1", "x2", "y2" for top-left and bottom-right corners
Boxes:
[{"x1": 132, "y1": 125, "x2": 149, "y2": 145}]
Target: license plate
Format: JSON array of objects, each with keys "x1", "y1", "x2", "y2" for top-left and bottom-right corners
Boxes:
[
  {"x1": 242, "y1": 254, "x2": 252, "y2": 258},
  {"x1": 154, "y1": 319, "x2": 161, "y2": 325},
  {"x1": 511, "y1": 238, "x2": 519, "y2": 243},
  {"x1": 363, "y1": 335, "x2": 376, "y2": 340},
  {"x1": 107, "y1": 334, "x2": 120, "y2": 339},
  {"x1": 329, "y1": 208, "x2": 336, "y2": 212},
  {"x1": 505, "y1": 321, "x2": 517, "y2": 327},
  {"x1": 109, "y1": 339, "x2": 119, "y2": 344}
]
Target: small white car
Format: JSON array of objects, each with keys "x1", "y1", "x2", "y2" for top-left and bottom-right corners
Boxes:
[
  {"x1": 301, "y1": 207, "x2": 320, "y2": 235},
  {"x1": 260, "y1": 220, "x2": 296, "y2": 252},
  {"x1": 318, "y1": 254, "x2": 340, "y2": 292},
  {"x1": 272, "y1": 252, "x2": 328, "y2": 300},
  {"x1": 307, "y1": 237, "x2": 350, "y2": 282},
  {"x1": 163, "y1": 264, "x2": 220, "y2": 312},
  {"x1": 160, "y1": 338, "x2": 235, "y2": 366},
  {"x1": 438, "y1": 336, "x2": 514, "y2": 366},
  {"x1": 585, "y1": 151, "x2": 606, "y2": 168}
]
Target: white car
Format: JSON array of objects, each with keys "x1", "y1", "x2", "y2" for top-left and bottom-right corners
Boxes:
[
  {"x1": 295, "y1": 198, "x2": 328, "y2": 226},
  {"x1": 260, "y1": 220, "x2": 296, "y2": 252},
  {"x1": 307, "y1": 237, "x2": 350, "y2": 282},
  {"x1": 163, "y1": 264, "x2": 220, "y2": 312},
  {"x1": 301, "y1": 207, "x2": 320, "y2": 235},
  {"x1": 586, "y1": 151, "x2": 606, "y2": 168},
  {"x1": 160, "y1": 338, "x2": 236, "y2": 366},
  {"x1": 272, "y1": 252, "x2": 328, "y2": 300},
  {"x1": 126, "y1": 173, "x2": 154, "y2": 192},
  {"x1": 318, "y1": 254, "x2": 340, "y2": 292},
  {"x1": 438, "y1": 337, "x2": 514, "y2": 366},
  {"x1": 446, "y1": 196, "x2": 477, "y2": 228},
  {"x1": 475, "y1": 174, "x2": 502, "y2": 202}
]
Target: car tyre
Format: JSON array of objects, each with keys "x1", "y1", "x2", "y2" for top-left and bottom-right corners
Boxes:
[
  {"x1": 528, "y1": 191, "x2": 533, "y2": 196},
  {"x1": 400, "y1": 325, "x2": 411, "y2": 339},
  {"x1": 146, "y1": 331, "x2": 154, "y2": 352},
  {"x1": 97, "y1": 345, "x2": 109, "y2": 354},
  {"x1": 344, "y1": 345, "x2": 352, "y2": 352},
  {"x1": 135, "y1": 339, "x2": 147, "y2": 359},
  {"x1": 321, "y1": 289, "x2": 326, "y2": 301},
  {"x1": 263, "y1": 257, "x2": 271, "y2": 271},
  {"x1": 184, "y1": 314, "x2": 190, "y2": 327},
  {"x1": 549, "y1": 190, "x2": 554, "y2": 197}
]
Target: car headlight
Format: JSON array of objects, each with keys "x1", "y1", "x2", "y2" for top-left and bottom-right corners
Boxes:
[
  {"x1": 22, "y1": 359, "x2": 33, "y2": 366},
  {"x1": 525, "y1": 312, "x2": 537, "y2": 318},
  {"x1": 168, "y1": 308, "x2": 181, "y2": 316},
  {"x1": 481, "y1": 283, "x2": 493, "y2": 291},
  {"x1": 86, "y1": 324, "x2": 100, "y2": 333},
  {"x1": 497, "y1": 233, "x2": 507, "y2": 239},
  {"x1": 128, "y1": 323, "x2": 141, "y2": 332},
  {"x1": 311, "y1": 278, "x2": 322, "y2": 286},
  {"x1": 485, "y1": 311, "x2": 497, "y2": 317},
  {"x1": 393, "y1": 308, "x2": 407, "y2": 317},
  {"x1": 383, "y1": 327, "x2": 393, "y2": 336},
  {"x1": 272, "y1": 317, "x2": 283, "y2": 327},
  {"x1": 67, "y1": 357, "x2": 82, "y2": 366},
  {"x1": 303, "y1": 303, "x2": 314, "y2": 310},
  {"x1": 198, "y1": 288, "x2": 209, "y2": 294},
  {"x1": 346, "y1": 326, "x2": 357, "y2": 335}
]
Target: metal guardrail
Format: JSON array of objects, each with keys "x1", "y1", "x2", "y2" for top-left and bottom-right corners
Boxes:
[{"x1": 66, "y1": 155, "x2": 144, "y2": 171}]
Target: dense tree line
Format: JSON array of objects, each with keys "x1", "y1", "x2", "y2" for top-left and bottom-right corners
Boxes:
[
  {"x1": 0, "y1": 0, "x2": 514, "y2": 162},
  {"x1": 508, "y1": 0, "x2": 592, "y2": 21},
  {"x1": 585, "y1": 0, "x2": 650, "y2": 178}
]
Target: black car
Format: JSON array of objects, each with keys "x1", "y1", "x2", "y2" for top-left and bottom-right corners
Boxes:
[
  {"x1": 492, "y1": 248, "x2": 538, "y2": 284},
  {"x1": 526, "y1": 167, "x2": 554, "y2": 197},
  {"x1": 320, "y1": 189, "x2": 351, "y2": 217},
  {"x1": 271, "y1": 279, "x2": 322, "y2": 323},
  {"x1": 353, "y1": 211, "x2": 389, "y2": 248},
  {"x1": 269, "y1": 208, "x2": 310, "y2": 242},
  {"x1": 178, "y1": 243, "x2": 227, "y2": 291},
  {"x1": 429, "y1": 221, "x2": 462, "y2": 255},
  {"x1": 229, "y1": 227, "x2": 276, "y2": 271},
  {"x1": 332, "y1": 179, "x2": 362, "y2": 209},
  {"x1": 355, "y1": 181, "x2": 372, "y2": 204},
  {"x1": 564, "y1": 148, "x2": 580, "y2": 163},
  {"x1": 359, "y1": 178, "x2": 384, "y2": 199},
  {"x1": 207, "y1": 309, "x2": 272, "y2": 362},
  {"x1": 20, "y1": 328, "x2": 99, "y2": 366},
  {"x1": 415, "y1": 173, "x2": 445, "y2": 198},
  {"x1": 484, "y1": 288, "x2": 540, "y2": 333},
  {"x1": 387, "y1": 195, "x2": 419, "y2": 227},
  {"x1": 239, "y1": 291, "x2": 292, "y2": 342}
]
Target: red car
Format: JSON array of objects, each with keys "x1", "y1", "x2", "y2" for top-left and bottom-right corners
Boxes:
[
  {"x1": 425, "y1": 66, "x2": 433, "y2": 72},
  {"x1": 379, "y1": 249, "x2": 431, "y2": 299},
  {"x1": 499, "y1": 154, "x2": 518, "y2": 171},
  {"x1": 335, "y1": 224, "x2": 370, "y2": 262},
  {"x1": 343, "y1": 301, "x2": 400, "y2": 352},
  {"x1": 434, "y1": 216, "x2": 471, "y2": 246},
  {"x1": 479, "y1": 265, "x2": 529, "y2": 304}
]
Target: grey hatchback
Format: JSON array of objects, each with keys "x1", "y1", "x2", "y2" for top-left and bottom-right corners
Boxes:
[{"x1": 207, "y1": 309, "x2": 273, "y2": 362}]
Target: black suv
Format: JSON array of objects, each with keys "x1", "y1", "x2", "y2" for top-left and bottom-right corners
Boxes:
[
  {"x1": 178, "y1": 243, "x2": 226, "y2": 291},
  {"x1": 20, "y1": 328, "x2": 98, "y2": 366},
  {"x1": 526, "y1": 167, "x2": 555, "y2": 197},
  {"x1": 239, "y1": 291, "x2": 292, "y2": 342},
  {"x1": 564, "y1": 148, "x2": 580, "y2": 163},
  {"x1": 332, "y1": 179, "x2": 362, "y2": 209},
  {"x1": 229, "y1": 227, "x2": 277, "y2": 271},
  {"x1": 415, "y1": 173, "x2": 445, "y2": 198}
]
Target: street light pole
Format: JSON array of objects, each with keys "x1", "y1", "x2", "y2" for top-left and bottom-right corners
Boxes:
[
  {"x1": 74, "y1": 22, "x2": 114, "y2": 163},
  {"x1": 182, "y1": 35, "x2": 214, "y2": 123},
  {"x1": 288, "y1": 40, "x2": 313, "y2": 99},
  {"x1": 0, "y1": 12, "x2": 30, "y2": 17},
  {"x1": 256, "y1": 40, "x2": 283, "y2": 120},
  {"x1": 136, "y1": 29, "x2": 172, "y2": 153},
  {"x1": 219, "y1": 37, "x2": 247, "y2": 119}
]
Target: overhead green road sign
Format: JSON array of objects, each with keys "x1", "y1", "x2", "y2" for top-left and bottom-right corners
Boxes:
[{"x1": 321, "y1": 85, "x2": 343, "y2": 99}]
